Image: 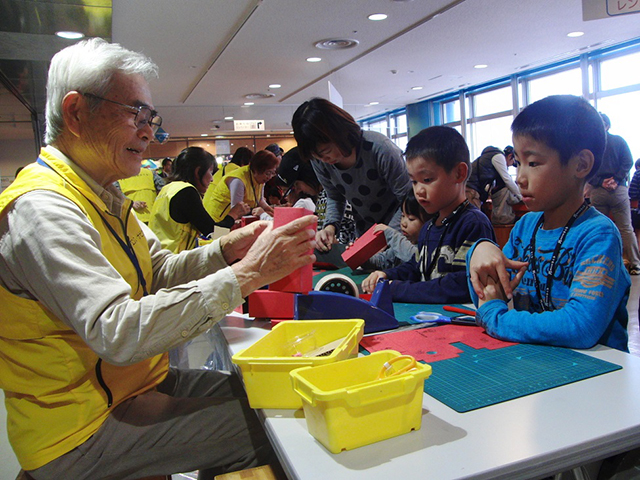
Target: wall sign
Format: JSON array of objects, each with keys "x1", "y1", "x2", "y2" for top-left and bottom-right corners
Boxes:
[{"x1": 234, "y1": 120, "x2": 265, "y2": 131}]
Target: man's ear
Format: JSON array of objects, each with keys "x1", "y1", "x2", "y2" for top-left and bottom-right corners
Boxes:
[
  {"x1": 455, "y1": 161, "x2": 469, "y2": 183},
  {"x1": 574, "y1": 149, "x2": 595, "y2": 179},
  {"x1": 61, "y1": 91, "x2": 85, "y2": 138}
]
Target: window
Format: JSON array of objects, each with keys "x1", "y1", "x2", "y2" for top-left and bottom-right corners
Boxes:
[
  {"x1": 600, "y1": 51, "x2": 640, "y2": 91},
  {"x1": 468, "y1": 116, "x2": 514, "y2": 160},
  {"x1": 442, "y1": 99, "x2": 460, "y2": 124},
  {"x1": 361, "y1": 110, "x2": 408, "y2": 151},
  {"x1": 472, "y1": 86, "x2": 512, "y2": 117},
  {"x1": 527, "y1": 67, "x2": 582, "y2": 104}
]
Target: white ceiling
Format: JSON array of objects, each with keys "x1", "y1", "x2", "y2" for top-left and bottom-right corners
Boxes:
[{"x1": 3, "y1": 0, "x2": 640, "y2": 141}]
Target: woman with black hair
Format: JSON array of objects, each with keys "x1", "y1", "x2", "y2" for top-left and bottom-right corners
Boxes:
[
  {"x1": 292, "y1": 98, "x2": 411, "y2": 251},
  {"x1": 149, "y1": 146, "x2": 249, "y2": 253}
]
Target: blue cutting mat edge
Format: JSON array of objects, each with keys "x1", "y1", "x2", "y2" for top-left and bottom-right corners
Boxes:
[{"x1": 422, "y1": 342, "x2": 622, "y2": 413}]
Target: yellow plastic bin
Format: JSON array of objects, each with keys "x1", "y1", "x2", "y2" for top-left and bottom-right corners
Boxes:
[
  {"x1": 290, "y1": 350, "x2": 432, "y2": 453},
  {"x1": 232, "y1": 319, "x2": 365, "y2": 409}
]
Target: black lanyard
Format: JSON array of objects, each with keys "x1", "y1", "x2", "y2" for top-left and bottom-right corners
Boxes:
[
  {"x1": 420, "y1": 200, "x2": 469, "y2": 279},
  {"x1": 529, "y1": 201, "x2": 589, "y2": 311},
  {"x1": 37, "y1": 157, "x2": 149, "y2": 296}
]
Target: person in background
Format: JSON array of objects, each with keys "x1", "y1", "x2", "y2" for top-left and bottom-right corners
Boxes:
[
  {"x1": 0, "y1": 38, "x2": 317, "y2": 479},
  {"x1": 265, "y1": 143, "x2": 284, "y2": 160},
  {"x1": 149, "y1": 146, "x2": 249, "y2": 253},
  {"x1": 207, "y1": 146, "x2": 254, "y2": 195},
  {"x1": 361, "y1": 126, "x2": 495, "y2": 303},
  {"x1": 468, "y1": 95, "x2": 629, "y2": 352},
  {"x1": 360, "y1": 190, "x2": 432, "y2": 271},
  {"x1": 158, "y1": 157, "x2": 173, "y2": 178},
  {"x1": 466, "y1": 145, "x2": 523, "y2": 223},
  {"x1": 586, "y1": 113, "x2": 639, "y2": 274},
  {"x1": 206, "y1": 150, "x2": 279, "y2": 222},
  {"x1": 292, "y1": 98, "x2": 412, "y2": 251},
  {"x1": 628, "y1": 158, "x2": 640, "y2": 246}
]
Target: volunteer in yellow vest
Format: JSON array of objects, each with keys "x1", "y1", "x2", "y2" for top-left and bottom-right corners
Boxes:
[
  {"x1": 117, "y1": 166, "x2": 157, "y2": 223},
  {"x1": 206, "y1": 150, "x2": 280, "y2": 222},
  {"x1": 0, "y1": 38, "x2": 316, "y2": 479},
  {"x1": 149, "y1": 146, "x2": 249, "y2": 253},
  {"x1": 205, "y1": 146, "x2": 253, "y2": 202}
]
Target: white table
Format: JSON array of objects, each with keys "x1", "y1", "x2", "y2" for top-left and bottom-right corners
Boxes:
[{"x1": 220, "y1": 315, "x2": 640, "y2": 480}]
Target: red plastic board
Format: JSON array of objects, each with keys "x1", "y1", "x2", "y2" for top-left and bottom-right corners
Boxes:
[
  {"x1": 341, "y1": 224, "x2": 387, "y2": 269},
  {"x1": 248, "y1": 290, "x2": 295, "y2": 318},
  {"x1": 360, "y1": 325, "x2": 516, "y2": 363},
  {"x1": 269, "y1": 207, "x2": 316, "y2": 293}
]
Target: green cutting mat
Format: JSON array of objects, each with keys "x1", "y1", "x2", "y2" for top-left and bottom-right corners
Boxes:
[{"x1": 423, "y1": 342, "x2": 622, "y2": 413}]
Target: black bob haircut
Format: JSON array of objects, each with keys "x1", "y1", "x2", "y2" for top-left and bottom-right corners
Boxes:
[
  {"x1": 291, "y1": 98, "x2": 362, "y2": 161},
  {"x1": 404, "y1": 126, "x2": 470, "y2": 172},
  {"x1": 511, "y1": 95, "x2": 605, "y2": 180}
]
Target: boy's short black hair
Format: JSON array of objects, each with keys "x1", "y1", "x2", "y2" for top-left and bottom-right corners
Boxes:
[
  {"x1": 404, "y1": 126, "x2": 470, "y2": 172},
  {"x1": 511, "y1": 95, "x2": 605, "y2": 180}
]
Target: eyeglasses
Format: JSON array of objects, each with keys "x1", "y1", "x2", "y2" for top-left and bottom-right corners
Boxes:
[
  {"x1": 262, "y1": 169, "x2": 277, "y2": 178},
  {"x1": 81, "y1": 92, "x2": 163, "y2": 134}
]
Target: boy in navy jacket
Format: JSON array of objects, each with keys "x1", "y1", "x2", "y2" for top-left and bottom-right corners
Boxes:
[{"x1": 362, "y1": 126, "x2": 495, "y2": 303}]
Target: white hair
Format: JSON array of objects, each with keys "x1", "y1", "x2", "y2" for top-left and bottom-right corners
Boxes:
[{"x1": 44, "y1": 38, "x2": 158, "y2": 145}]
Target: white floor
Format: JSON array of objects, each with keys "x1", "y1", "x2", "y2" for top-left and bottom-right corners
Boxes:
[{"x1": 1, "y1": 278, "x2": 639, "y2": 480}]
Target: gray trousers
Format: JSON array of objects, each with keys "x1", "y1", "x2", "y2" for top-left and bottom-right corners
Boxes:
[
  {"x1": 28, "y1": 368, "x2": 275, "y2": 480},
  {"x1": 590, "y1": 185, "x2": 640, "y2": 269}
]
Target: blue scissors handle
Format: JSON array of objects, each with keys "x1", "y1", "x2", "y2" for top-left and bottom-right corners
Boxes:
[{"x1": 410, "y1": 311, "x2": 476, "y2": 326}]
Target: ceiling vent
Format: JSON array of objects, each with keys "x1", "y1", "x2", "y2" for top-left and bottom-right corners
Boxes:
[
  {"x1": 243, "y1": 93, "x2": 275, "y2": 99},
  {"x1": 314, "y1": 38, "x2": 359, "y2": 50}
]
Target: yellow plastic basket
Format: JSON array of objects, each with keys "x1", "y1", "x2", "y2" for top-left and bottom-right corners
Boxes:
[
  {"x1": 232, "y1": 319, "x2": 365, "y2": 409},
  {"x1": 290, "y1": 350, "x2": 432, "y2": 453}
]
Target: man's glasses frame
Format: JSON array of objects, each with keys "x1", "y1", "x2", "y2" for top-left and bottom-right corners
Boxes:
[{"x1": 81, "y1": 92, "x2": 163, "y2": 133}]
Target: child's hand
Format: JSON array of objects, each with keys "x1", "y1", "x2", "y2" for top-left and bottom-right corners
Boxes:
[
  {"x1": 362, "y1": 271, "x2": 388, "y2": 294},
  {"x1": 374, "y1": 224, "x2": 389, "y2": 233},
  {"x1": 479, "y1": 276, "x2": 508, "y2": 306},
  {"x1": 469, "y1": 241, "x2": 528, "y2": 301},
  {"x1": 316, "y1": 225, "x2": 337, "y2": 252}
]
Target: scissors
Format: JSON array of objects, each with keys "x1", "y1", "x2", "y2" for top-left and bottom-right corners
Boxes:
[{"x1": 409, "y1": 311, "x2": 477, "y2": 326}]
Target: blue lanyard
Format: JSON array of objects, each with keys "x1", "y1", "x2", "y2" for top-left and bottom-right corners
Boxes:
[
  {"x1": 37, "y1": 157, "x2": 148, "y2": 296},
  {"x1": 530, "y1": 201, "x2": 588, "y2": 311}
]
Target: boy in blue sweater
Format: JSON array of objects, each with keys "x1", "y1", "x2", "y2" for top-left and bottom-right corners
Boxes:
[
  {"x1": 467, "y1": 95, "x2": 629, "y2": 351},
  {"x1": 362, "y1": 126, "x2": 495, "y2": 303}
]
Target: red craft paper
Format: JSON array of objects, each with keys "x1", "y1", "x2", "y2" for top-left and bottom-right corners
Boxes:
[
  {"x1": 341, "y1": 224, "x2": 387, "y2": 269},
  {"x1": 360, "y1": 325, "x2": 516, "y2": 363}
]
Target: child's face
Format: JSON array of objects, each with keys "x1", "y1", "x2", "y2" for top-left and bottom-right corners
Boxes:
[
  {"x1": 407, "y1": 156, "x2": 464, "y2": 218},
  {"x1": 513, "y1": 135, "x2": 577, "y2": 214},
  {"x1": 400, "y1": 209, "x2": 424, "y2": 244}
]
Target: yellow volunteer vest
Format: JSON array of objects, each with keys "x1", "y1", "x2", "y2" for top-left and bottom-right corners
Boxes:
[
  {"x1": 148, "y1": 181, "x2": 200, "y2": 253},
  {"x1": 0, "y1": 149, "x2": 168, "y2": 470},
  {"x1": 118, "y1": 167, "x2": 158, "y2": 223},
  {"x1": 204, "y1": 165, "x2": 262, "y2": 222},
  {"x1": 203, "y1": 162, "x2": 239, "y2": 218}
]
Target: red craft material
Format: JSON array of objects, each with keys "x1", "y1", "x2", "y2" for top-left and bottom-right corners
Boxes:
[
  {"x1": 269, "y1": 207, "x2": 316, "y2": 293},
  {"x1": 248, "y1": 290, "x2": 295, "y2": 319},
  {"x1": 360, "y1": 325, "x2": 516, "y2": 363},
  {"x1": 341, "y1": 224, "x2": 387, "y2": 269}
]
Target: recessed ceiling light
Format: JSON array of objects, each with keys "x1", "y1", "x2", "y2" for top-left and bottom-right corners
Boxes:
[
  {"x1": 55, "y1": 31, "x2": 85, "y2": 39},
  {"x1": 567, "y1": 31, "x2": 584, "y2": 37},
  {"x1": 306, "y1": 57, "x2": 322, "y2": 63},
  {"x1": 315, "y1": 38, "x2": 359, "y2": 50},
  {"x1": 474, "y1": 64, "x2": 488, "y2": 69},
  {"x1": 244, "y1": 102, "x2": 254, "y2": 106},
  {"x1": 411, "y1": 86, "x2": 423, "y2": 90},
  {"x1": 269, "y1": 84, "x2": 282, "y2": 89},
  {"x1": 224, "y1": 116, "x2": 234, "y2": 120},
  {"x1": 368, "y1": 13, "x2": 388, "y2": 21},
  {"x1": 201, "y1": 134, "x2": 208, "y2": 137},
  {"x1": 369, "y1": 101, "x2": 380, "y2": 106}
]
